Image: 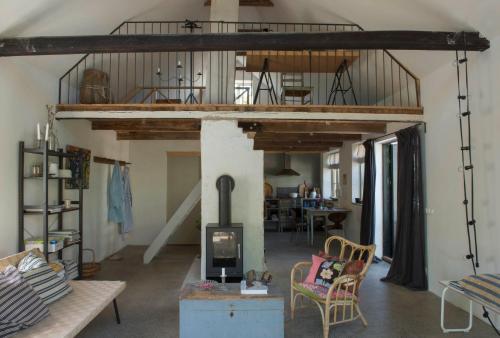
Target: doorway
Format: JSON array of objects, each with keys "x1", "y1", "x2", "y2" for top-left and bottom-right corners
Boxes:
[
  {"x1": 382, "y1": 142, "x2": 397, "y2": 262},
  {"x1": 166, "y1": 152, "x2": 201, "y2": 244}
]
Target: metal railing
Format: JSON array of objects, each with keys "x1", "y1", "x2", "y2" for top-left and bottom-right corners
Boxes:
[{"x1": 58, "y1": 21, "x2": 420, "y2": 107}]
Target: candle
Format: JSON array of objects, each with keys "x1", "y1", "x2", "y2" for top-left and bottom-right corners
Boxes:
[
  {"x1": 221, "y1": 268, "x2": 226, "y2": 276},
  {"x1": 37, "y1": 123, "x2": 41, "y2": 140},
  {"x1": 44, "y1": 123, "x2": 49, "y2": 141}
]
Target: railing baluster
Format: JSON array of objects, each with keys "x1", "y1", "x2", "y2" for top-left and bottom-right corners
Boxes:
[{"x1": 58, "y1": 21, "x2": 419, "y2": 107}]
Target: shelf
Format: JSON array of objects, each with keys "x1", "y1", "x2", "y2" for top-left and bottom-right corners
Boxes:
[
  {"x1": 46, "y1": 240, "x2": 81, "y2": 254},
  {"x1": 24, "y1": 206, "x2": 80, "y2": 215},
  {"x1": 24, "y1": 176, "x2": 69, "y2": 180},
  {"x1": 62, "y1": 240, "x2": 81, "y2": 249},
  {"x1": 23, "y1": 148, "x2": 78, "y2": 158}
]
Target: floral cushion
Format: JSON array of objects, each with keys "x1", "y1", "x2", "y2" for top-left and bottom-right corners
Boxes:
[
  {"x1": 295, "y1": 282, "x2": 353, "y2": 300},
  {"x1": 314, "y1": 259, "x2": 345, "y2": 288},
  {"x1": 304, "y1": 255, "x2": 346, "y2": 288}
]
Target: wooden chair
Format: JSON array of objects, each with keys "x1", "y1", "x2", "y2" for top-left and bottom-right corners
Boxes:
[
  {"x1": 290, "y1": 236, "x2": 376, "y2": 338},
  {"x1": 324, "y1": 212, "x2": 347, "y2": 238}
]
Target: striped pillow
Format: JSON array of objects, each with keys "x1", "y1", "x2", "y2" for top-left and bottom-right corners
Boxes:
[
  {"x1": 0, "y1": 265, "x2": 49, "y2": 337},
  {"x1": 21, "y1": 263, "x2": 72, "y2": 305},
  {"x1": 17, "y1": 252, "x2": 46, "y2": 273},
  {"x1": 459, "y1": 274, "x2": 500, "y2": 312}
]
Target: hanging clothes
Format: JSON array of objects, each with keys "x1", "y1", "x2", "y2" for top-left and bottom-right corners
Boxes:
[
  {"x1": 121, "y1": 166, "x2": 134, "y2": 233},
  {"x1": 108, "y1": 161, "x2": 124, "y2": 224}
]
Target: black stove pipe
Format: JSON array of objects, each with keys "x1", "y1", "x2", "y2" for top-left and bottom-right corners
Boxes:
[{"x1": 216, "y1": 175, "x2": 235, "y2": 227}]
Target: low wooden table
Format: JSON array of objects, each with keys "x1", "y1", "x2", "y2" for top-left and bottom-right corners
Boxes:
[{"x1": 180, "y1": 283, "x2": 284, "y2": 338}]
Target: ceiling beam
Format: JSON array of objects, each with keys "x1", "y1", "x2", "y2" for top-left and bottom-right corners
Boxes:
[
  {"x1": 0, "y1": 31, "x2": 489, "y2": 57},
  {"x1": 116, "y1": 131, "x2": 200, "y2": 140},
  {"x1": 254, "y1": 140, "x2": 343, "y2": 148},
  {"x1": 204, "y1": 0, "x2": 274, "y2": 6},
  {"x1": 254, "y1": 144, "x2": 336, "y2": 152},
  {"x1": 239, "y1": 120, "x2": 386, "y2": 134},
  {"x1": 254, "y1": 132, "x2": 362, "y2": 141},
  {"x1": 92, "y1": 119, "x2": 201, "y2": 131},
  {"x1": 56, "y1": 103, "x2": 423, "y2": 116}
]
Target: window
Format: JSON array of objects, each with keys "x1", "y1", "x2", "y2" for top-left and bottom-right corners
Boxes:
[
  {"x1": 352, "y1": 143, "x2": 365, "y2": 203},
  {"x1": 326, "y1": 151, "x2": 340, "y2": 199}
]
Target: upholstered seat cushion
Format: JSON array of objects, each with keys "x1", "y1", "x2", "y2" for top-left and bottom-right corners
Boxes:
[
  {"x1": 16, "y1": 280, "x2": 125, "y2": 338},
  {"x1": 294, "y1": 282, "x2": 353, "y2": 301}
]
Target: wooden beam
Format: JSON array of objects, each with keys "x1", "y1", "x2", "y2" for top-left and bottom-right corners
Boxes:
[
  {"x1": 239, "y1": 120, "x2": 386, "y2": 134},
  {"x1": 254, "y1": 132, "x2": 362, "y2": 141},
  {"x1": 254, "y1": 140, "x2": 343, "y2": 148},
  {"x1": 254, "y1": 145, "x2": 335, "y2": 152},
  {"x1": 94, "y1": 156, "x2": 130, "y2": 166},
  {"x1": 56, "y1": 103, "x2": 423, "y2": 115},
  {"x1": 0, "y1": 31, "x2": 489, "y2": 56},
  {"x1": 92, "y1": 119, "x2": 201, "y2": 131},
  {"x1": 205, "y1": 0, "x2": 274, "y2": 6},
  {"x1": 116, "y1": 131, "x2": 200, "y2": 140}
]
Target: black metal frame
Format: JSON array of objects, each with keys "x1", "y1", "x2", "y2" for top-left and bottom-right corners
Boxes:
[
  {"x1": 327, "y1": 59, "x2": 357, "y2": 105},
  {"x1": 113, "y1": 299, "x2": 121, "y2": 324},
  {"x1": 253, "y1": 58, "x2": 278, "y2": 104},
  {"x1": 19, "y1": 141, "x2": 84, "y2": 278}
]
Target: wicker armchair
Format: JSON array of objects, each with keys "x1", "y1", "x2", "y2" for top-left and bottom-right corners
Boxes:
[{"x1": 290, "y1": 236, "x2": 376, "y2": 338}]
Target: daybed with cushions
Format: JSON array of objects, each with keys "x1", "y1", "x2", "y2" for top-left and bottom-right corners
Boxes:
[
  {"x1": 0, "y1": 249, "x2": 125, "y2": 338},
  {"x1": 290, "y1": 236, "x2": 375, "y2": 338}
]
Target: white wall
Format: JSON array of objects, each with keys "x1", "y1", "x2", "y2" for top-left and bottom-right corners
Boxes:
[
  {"x1": 0, "y1": 58, "x2": 59, "y2": 258},
  {"x1": 201, "y1": 120, "x2": 264, "y2": 279},
  {"x1": 128, "y1": 140, "x2": 200, "y2": 246},
  {"x1": 0, "y1": 57, "x2": 130, "y2": 262},
  {"x1": 264, "y1": 153, "x2": 321, "y2": 196},
  {"x1": 56, "y1": 120, "x2": 130, "y2": 262},
  {"x1": 413, "y1": 42, "x2": 500, "y2": 324}
]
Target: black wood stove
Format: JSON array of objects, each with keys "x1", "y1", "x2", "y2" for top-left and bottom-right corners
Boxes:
[{"x1": 206, "y1": 175, "x2": 243, "y2": 281}]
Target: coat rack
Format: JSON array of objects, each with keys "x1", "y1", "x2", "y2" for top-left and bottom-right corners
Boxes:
[{"x1": 93, "y1": 156, "x2": 131, "y2": 166}]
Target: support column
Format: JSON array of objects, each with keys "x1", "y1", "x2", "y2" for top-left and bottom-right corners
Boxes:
[{"x1": 201, "y1": 120, "x2": 265, "y2": 279}]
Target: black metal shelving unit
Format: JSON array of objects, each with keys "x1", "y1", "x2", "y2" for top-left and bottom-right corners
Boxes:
[{"x1": 19, "y1": 141, "x2": 83, "y2": 279}]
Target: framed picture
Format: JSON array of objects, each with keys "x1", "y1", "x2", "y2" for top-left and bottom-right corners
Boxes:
[{"x1": 65, "y1": 145, "x2": 91, "y2": 189}]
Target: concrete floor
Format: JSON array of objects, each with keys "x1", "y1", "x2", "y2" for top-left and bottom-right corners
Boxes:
[{"x1": 79, "y1": 232, "x2": 496, "y2": 338}]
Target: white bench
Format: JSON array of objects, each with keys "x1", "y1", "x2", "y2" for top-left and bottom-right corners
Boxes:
[
  {"x1": 440, "y1": 280, "x2": 499, "y2": 333},
  {"x1": 0, "y1": 250, "x2": 125, "y2": 338}
]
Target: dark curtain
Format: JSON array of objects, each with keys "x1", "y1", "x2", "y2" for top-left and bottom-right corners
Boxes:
[
  {"x1": 359, "y1": 139, "x2": 376, "y2": 246},
  {"x1": 382, "y1": 126, "x2": 427, "y2": 290}
]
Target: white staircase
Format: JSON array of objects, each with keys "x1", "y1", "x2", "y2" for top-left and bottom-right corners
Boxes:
[{"x1": 143, "y1": 180, "x2": 201, "y2": 264}]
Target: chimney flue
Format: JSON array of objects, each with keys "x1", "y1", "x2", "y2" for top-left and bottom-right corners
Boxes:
[{"x1": 216, "y1": 175, "x2": 235, "y2": 227}]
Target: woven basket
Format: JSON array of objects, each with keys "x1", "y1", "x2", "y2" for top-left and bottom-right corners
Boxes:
[{"x1": 81, "y1": 249, "x2": 101, "y2": 279}]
